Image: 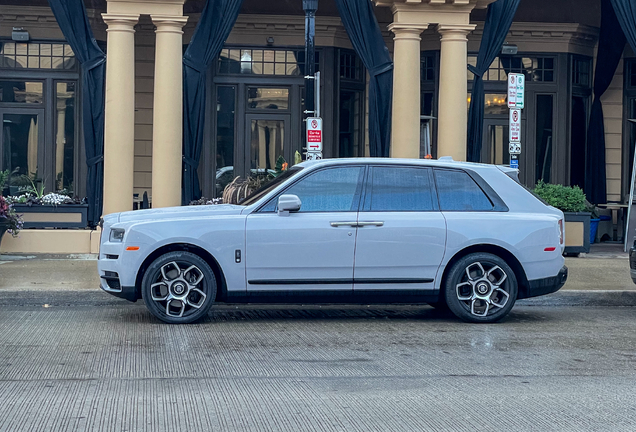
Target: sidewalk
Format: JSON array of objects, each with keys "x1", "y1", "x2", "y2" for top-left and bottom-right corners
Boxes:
[{"x1": 0, "y1": 243, "x2": 633, "y2": 292}]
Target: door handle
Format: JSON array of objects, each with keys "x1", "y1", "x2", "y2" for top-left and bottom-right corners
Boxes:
[
  {"x1": 357, "y1": 221, "x2": 384, "y2": 227},
  {"x1": 330, "y1": 221, "x2": 358, "y2": 227}
]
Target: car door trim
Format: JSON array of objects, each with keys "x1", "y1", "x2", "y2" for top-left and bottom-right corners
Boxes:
[{"x1": 248, "y1": 278, "x2": 434, "y2": 285}]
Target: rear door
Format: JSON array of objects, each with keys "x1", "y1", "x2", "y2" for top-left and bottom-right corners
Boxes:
[{"x1": 353, "y1": 165, "x2": 446, "y2": 293}]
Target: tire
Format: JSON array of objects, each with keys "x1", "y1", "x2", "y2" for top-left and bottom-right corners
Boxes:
[
  {"x1": 444, "y1": 252, "x2": 518, "y2": 323},
  {"x1": 141, "y1": 251, "x2": 217, "y2": 324}
]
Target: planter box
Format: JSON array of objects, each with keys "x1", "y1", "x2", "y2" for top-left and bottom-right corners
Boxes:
[
  {"x1": 12, "y1": 204, "x2": 88, "y2": 229},
  {"x1": 564, "y1": 212, "x2": 591, "y2": 256}
]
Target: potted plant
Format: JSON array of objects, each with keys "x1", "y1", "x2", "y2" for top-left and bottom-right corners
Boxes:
[
  {"x1": 532, "y1": 181, "x2": 591, "y2": 256},
  {"x1": 4, "y1": 173, "x2": 88, "y2": 229},
  {"x1": 0, "y1": 195, "x2": 23, "y2": 246}
]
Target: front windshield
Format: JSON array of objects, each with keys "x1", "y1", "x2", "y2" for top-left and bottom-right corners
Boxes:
[{"x1": 239, "y1": 167, "x2": 303, "y2": 206}]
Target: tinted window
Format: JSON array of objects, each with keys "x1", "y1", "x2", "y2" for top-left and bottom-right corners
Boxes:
[
  {"x1": 435, "y1": 169, "x2": 493, "y2": 211},
  {"x1": 263, "y1": 166, "x2": 363, "y2": 212},
  {"x1": 368, "y1": 167, "x2": 434, "y2": 211}
]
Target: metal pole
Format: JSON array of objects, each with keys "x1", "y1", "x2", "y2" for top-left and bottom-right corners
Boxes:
[
  {"x1": 303, "y1": 0, "x2": 318, "y2": 115},
  {"x1": 314, "y1": 71, "x2": 321, "y2": 118}
]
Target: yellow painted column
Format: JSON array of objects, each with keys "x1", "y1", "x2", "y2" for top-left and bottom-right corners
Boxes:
[
  {"x1": 436, "y1": 24, "x2": 475, "y2": 161},
  {"x1": 389, "y1": 25, "x2": 425, "y2": 159},
  {"x1": 102, "y1": 13, "x2": 139, "y2": 215},
  {"x1": 151, "y1": 15, "x2": 188, "y2": 208}
]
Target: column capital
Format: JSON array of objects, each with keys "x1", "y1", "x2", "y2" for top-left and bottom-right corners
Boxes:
[
  {"x1": 151, "y1": 15, "x2": 188, "y2": 34},
  {"x1": 102, "y1": 13, "x2": 140, "y2": 32},
  {"x1": 436, "y1": 24, "x2": 476, "y2": 41},
  {"x1": 388, "y1": 23, "x2": 427, "y2": 40}
]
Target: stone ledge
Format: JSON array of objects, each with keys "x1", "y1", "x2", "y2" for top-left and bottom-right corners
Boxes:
[{"x1": 0, "y1": 229, "x2": 101, "y2": 254}]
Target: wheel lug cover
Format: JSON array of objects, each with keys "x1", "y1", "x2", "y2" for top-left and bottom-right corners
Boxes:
[
  {"x1": 173, "y1": 282, "x2": 186, "y2": 295},
  {"x1": 476, "y1": 282, "x2": 489, "y2": 295}
]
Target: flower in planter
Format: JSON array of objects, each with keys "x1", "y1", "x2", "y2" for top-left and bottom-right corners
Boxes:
[
  {"x1": 0, "y1": 195, "x2": 23, "y2": 237},
  {"x1": 41, "y1": 193, "x2": 73, "y2": 205}
]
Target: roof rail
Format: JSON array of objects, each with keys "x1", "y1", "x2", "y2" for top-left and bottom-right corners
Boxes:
[{"x1": 438, "y1": 156, "x2": 454, "y2": 162}]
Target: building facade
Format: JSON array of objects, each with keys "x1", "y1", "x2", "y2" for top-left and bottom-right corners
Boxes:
[{"x1": 0, "y1": 0, "x2": 630, "y2": 253}]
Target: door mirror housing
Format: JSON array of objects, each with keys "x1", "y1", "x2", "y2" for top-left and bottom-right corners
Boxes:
[{"x1": 278, "y1": 194, "x2": 301, "y2": 215}]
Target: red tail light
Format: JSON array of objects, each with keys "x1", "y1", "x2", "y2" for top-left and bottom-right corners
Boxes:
[{"x1": 558, "y1": 219, "x2": 564, "y2": 244}]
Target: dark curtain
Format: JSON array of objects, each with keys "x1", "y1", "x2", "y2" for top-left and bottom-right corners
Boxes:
[
  {"x1": 585, "y1": 0, "x2": 626, "y2": 204},
  {"x1": 334, "y1": 0, "x2": 393, "y2": 158},
  {"x1": 48, "y1": 0, "x2": 105, "y2": 226},
  {"x1": 466, "y1": 0, "x2": 520, "y2": 163},
  {"x1": 182, "y1": 0, "x2": 244, "y2": 204},
  {"x1": 610, "y1": 0, "x2": 636, "y2": 50}
]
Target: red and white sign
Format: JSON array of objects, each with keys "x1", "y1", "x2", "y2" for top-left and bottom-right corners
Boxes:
[
  {"x1": 306, "y1": 117, "x2": 322, "y2": 151},
  {"x1": 510, "y1": 109, "x2": 521, "y2": 142}
]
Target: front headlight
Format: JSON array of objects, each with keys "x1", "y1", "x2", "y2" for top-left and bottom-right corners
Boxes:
[{"x1": 109, "y1": 228, "x2": 125, "y2": 242}]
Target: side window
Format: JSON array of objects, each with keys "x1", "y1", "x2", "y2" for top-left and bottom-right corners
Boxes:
[
  {"x1": 262, "y1": 166, "x2": 364, "y2": 213},
  {"x1": 434, "y1": 169, "x2": 494, "y2": 211},
  {"x1": 367, "y1": 167, "x2": 435, "y2": 211}
]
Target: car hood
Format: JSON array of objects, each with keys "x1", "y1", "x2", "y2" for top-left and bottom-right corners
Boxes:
[{"x1": 115, "y1": 204, "x2": 245, "y2": 224}]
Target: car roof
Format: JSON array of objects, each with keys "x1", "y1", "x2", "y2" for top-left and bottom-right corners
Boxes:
[{"x1": 295, "y1": 157, "x2": 508, "y2": 173}]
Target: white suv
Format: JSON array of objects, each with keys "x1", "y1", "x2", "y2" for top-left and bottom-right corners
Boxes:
[{"x1": 99, "y1": 158, "x2": 567, "y2": 324}]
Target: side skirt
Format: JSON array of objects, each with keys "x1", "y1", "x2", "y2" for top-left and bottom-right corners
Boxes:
[{"x1": 220, "y1": 289, "x2": 440, "y2": 305}]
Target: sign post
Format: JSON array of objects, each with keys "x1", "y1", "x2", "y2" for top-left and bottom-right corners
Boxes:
[
  {"x1": 508, "y1": 73, "x2": 525, "y2": 170},
  {"x1": 304, "y1": 71, "x2": 322, "y2": 160}
]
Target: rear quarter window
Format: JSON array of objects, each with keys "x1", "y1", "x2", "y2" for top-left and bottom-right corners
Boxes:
[{"x1": 434, "y1": 169, "x2": 494, "y2": 211}]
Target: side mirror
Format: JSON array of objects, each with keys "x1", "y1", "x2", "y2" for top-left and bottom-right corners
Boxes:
[{"x1": 278, "y1": 194, "x2": 301, "y2": 215}]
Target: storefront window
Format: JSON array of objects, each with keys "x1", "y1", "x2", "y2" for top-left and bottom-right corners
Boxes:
[
  {"x1": 339, "y1": 90, "x2": 361, "y2": 157},
  {"x1": 0, "y1": 81, "x2": 43, "y2": 104},
  {"x1": 218, "y1": 48, "x2": 319, "y2": 76},
  {"x1": 215, "y1": 86, "x2": 236, "y2": 197},
  {"x1": 0, "y1": 42, "x2": 76, "y2": 70},
  {"x1": 535, "y1": 94, "x2": 554, "y2": 183},
  {"x1": 55, "y1": 82, "x2": 75, "y2": 192},
  {"x1": 468, "y1": 56, "x2": 555, "y2": 82},
  {"x1": 2, "y1": 113, "x2": 41, "y2": 182},
  {"x1": 247, "y1": 88, "x2": 289, "y2": 110}
]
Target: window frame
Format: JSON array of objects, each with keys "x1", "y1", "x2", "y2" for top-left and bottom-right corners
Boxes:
[
  {"x1": 0, "y1": 44, "x2": 81, "y2": 196},
  {"x1": 360, "y1": 165, "x2": 439, "y2": 213},
  {"x1": 432, "y1": 168, "x2": 509, "y2": 212},
  {"x1": 255, "y1": 164, "x2": 367, "y2": 214}
]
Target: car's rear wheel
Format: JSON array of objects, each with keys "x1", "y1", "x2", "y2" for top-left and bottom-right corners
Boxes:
[
  {"x1": 444, "y1": 252, "x2": 518, "y2": 323},
  {"x1": 141, "y1": 251, "x2": 216, "y2": 324}
]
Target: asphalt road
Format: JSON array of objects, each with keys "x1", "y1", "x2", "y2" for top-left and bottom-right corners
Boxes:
[{"x1": 1, "y1": 291, "x2": 636, "y2": 432}]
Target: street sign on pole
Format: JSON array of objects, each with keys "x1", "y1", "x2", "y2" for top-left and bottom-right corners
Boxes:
[
  {"x1": 508, "y1": 73, "x2": 525, "y2": 109},
  {"x1": 510, "y1": 109, "x2": 521, "y2": 143},
  {"x1": 508, "y1": 73, "x2": 525, "y2": 170},
  {"x1": 306, "y1": 117, "x2": 322, "y2": 159}
]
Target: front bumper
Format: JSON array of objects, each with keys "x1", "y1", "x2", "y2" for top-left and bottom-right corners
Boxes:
[
  {"x1": 99, "y1": 271, "x2": 138, "y2": 302},
  {"x1": 629, "y1": 247, "x2": 636, "y2": 284},
  {"x1": 525, "y1": 265, "x2": 568, "y2": 298}
]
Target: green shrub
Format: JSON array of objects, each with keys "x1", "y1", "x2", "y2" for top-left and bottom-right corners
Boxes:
[{"x1": 532, "y1": 181, "x2": 588, "y2": 213}]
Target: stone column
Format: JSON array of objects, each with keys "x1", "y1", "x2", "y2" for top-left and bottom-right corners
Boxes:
[
  {"x1": 389, "y1": 25, "x2": 426, "y2": 159},
  {"x1": 436, "y1": 24, "x2": 475, "y2": 161},
  {"x1": 102, "y1": 13, "x2": 139, "y2": 215},
  {"x1": 150, "y1": 15, "x2": 188, "y2": 208}
]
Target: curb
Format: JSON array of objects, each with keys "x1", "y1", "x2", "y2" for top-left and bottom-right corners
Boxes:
[
  {"x1": 1, "y1": 289, "x2": 636, "y2": 308},
  {"x1": 519, "y1": 290, "x2": 636, "y2": 307}
]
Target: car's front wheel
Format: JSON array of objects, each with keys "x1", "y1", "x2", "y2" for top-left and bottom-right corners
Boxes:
[
  {"x1": 444, "y1": 253, "x2": 518, "y2": 323},
  {"x1": 141, "y1": 251, "x2": 216, "y2": 324}
]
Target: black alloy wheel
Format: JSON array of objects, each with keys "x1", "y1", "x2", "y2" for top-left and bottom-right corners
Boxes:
[{"x1": 141, "y1": 251, "x2": 216, "y2": 324}]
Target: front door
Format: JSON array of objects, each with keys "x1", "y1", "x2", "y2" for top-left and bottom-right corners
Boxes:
[
  {"x1": 353, "y1": 166, "x2": 446, "y2": 293},
  {"x1": 0, "y1": 108, "x2": 45, "y2": 194},
  {"x1": 245, "y1": 165, "x2": 365, "y2": 292},
  {"x1": 243, "y1": 113, "x2": 291, "y2": 179}
]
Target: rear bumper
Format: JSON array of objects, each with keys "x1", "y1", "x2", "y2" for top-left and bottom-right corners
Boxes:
[{"x1": 525, "y1": 265, "x2": 568, "y2": 298}]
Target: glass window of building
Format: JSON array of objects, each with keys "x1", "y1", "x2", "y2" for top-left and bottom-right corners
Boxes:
[{"x1": 0, "y1": 42, "x2": 79, "y2": 196}]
